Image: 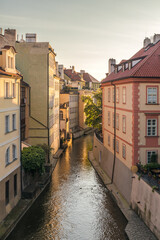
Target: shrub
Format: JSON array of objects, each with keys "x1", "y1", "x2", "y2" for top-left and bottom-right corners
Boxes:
[{"x1": 22, "y1": 146, "x2": 45, "y2": 175}]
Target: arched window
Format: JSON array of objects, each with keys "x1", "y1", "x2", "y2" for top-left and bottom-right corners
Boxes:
[
  {"x1": 12, "y1": 144, "x2": 17, "y2": 160},
  {"x1": 5, "y1": 147, "x2": 10, "y2": 165}
]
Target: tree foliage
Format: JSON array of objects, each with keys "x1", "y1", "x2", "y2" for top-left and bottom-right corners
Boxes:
[
  {"x1": 22, "y1": 146, "x2": 45, "y2": 175},
  {"x1": 82, "y1": 89, "x2": 102, "y2": 130},
  {"x1": 36, "y1": 143, "x2": 54, "y2": 163}
]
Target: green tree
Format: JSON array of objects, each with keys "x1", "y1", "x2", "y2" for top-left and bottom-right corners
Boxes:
[
  {"x1": 36, "y1": 143, "x2": 54, "y2": 163},
  {"x1": 22, "y1": 146, "x2": 45, "y2": 175},
  {"x1": 82, "y1": 89, "x2": 102, "y2": 130}
]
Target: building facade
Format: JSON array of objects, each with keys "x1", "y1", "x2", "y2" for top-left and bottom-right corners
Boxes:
[
  {"x1": 79, "y1": 70, "x2": 100, "y2": 90},
  {"x1": 60, "y1": 93, "x2": 79, "y2": 133},
  {"x1": 0, "y1": 46, "x2": 21, "y2": 222},
  {"x1": 100, "y1": 35, "x2": 160, "y2": 203},
  {"x1": 16, "y1": 37, "x2": 60, "y2": 155}
]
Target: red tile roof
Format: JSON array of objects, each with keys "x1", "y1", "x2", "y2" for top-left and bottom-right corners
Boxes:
[
  {"x1": 64, "y1": 69, "x2": 82, "y2": 82},
  {"x1": 102, "y1": 41, "x2": 160, "y2": 83},
  {"x1": 82, "y1": 72, "x2": 99, "y2": 83}
]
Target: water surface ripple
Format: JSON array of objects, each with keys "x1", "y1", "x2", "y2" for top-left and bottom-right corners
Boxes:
[{"x1": 7, "y1": 134, "x2": 127, "y2": 240}]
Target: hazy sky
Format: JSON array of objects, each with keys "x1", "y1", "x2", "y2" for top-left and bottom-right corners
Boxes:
[{"x1": 1, "y1": 0, "x2": 160, "y2": 80}]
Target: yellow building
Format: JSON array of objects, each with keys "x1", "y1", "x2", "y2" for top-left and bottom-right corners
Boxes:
[
  {"x1": 15, "y1": 36, "x2": 60, "y2": 156},
  {"x1": 0, "y1": 46, "x2": 21, "y2": 222}
]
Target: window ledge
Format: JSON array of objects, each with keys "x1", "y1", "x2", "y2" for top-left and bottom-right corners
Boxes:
[
  {"x1": 5, "y1": 158, "x2": 18, "y2": 167},
  {"x1": 5, "y1": 129, "x2": 17, "y2": 135},
  {"x1": 145, "y1": 135, "x2": 159, "y2": 138},
  {"x1": 146, "y1": 103, "x2": 159, "y2": 105}
]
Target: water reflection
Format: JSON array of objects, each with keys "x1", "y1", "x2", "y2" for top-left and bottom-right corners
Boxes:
[{"x1": 7, "y1": 134, "x2": 127, "y2": 240}]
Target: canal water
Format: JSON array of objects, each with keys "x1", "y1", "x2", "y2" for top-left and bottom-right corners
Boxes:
[{"x1": 7, "y1": 134, "x2": 127, "y2": 240}]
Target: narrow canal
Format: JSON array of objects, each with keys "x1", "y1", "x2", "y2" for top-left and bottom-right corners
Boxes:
[{"x1": 7, "y1": 134, "x2": 127, "y2": 240}]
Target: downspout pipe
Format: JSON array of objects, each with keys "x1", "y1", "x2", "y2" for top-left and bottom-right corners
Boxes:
[{"x1": 111, "y1": 81, "x2": 116, "y2": 184}]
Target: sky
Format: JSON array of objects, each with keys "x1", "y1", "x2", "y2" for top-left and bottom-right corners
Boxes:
[{"x1": 1, "y1": 0, "x2": 160, "y2": 81}]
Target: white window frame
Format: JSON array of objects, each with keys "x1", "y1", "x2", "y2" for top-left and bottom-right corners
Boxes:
[
  {"x1": 108, "y1": 88, "x2": 110, "y2": 102},
  {"x1": 147, "y1": 87, "x2": 157, "y2": 104},
  {"x1": 116, "y1": 114, "x2": 119, "y2": 130},
  {"x1": 5, "y1": 82, "x2": 10, "y2": 98},
  {"x1": 116, "y1": 88, "x2": 119, "y2": 103},
  {"x1": 5, "y1": 115, "x2": 10, "y2": 133},
  {"x1": 12, "y1": 114, "x2": 16, "y2": 130},
  {"x1": 122, "y1": 87, "x2": 126, "y2": 104},
  {"x1": 122, "y1": 144, "x2": 126, "y2": 159},
  {"x1": 108, "y1": 111, "x2": 110, "y2": 125},
  {"x1": 147, "y1": 119, "x2": 157, "y2": 136},
  {"x1": 122, "y1": 116, "x2": 126, "y2": 133},
  {"x1": 116, "y1": 140, "x2": 119, "y2": 153},
  {"x1": 12, "y1": 83, "x2": 16, "y2": 98},
  {"x1": 6, "y1": 147, "x2": 10, "y2": 165},
  {"x1": 108, "y1": 134, "x2": 110, "y2": 146},
  {"x1": 12, "y1": 144, "x2": 17, "y2": 161},
  {"x1": 147, "y1": 151, "x2": 157, "y2": 163}
]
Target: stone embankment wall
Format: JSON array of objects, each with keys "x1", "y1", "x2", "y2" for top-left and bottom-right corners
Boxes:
[
  {"x1": 131, "y1": 174, "x2": 160, "y2": 239},
  {"x1": 93, "y1": 133, "x2": 132, "y2": 204}
]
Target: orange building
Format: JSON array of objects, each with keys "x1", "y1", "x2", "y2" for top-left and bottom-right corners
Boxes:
[{"x1": 100, "y1": 35, "x2": 160, "y2": 203}]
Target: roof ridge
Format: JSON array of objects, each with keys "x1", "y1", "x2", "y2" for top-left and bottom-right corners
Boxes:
[{"x1": 132, "y1": 42, "x2": 160, "y2": 77}]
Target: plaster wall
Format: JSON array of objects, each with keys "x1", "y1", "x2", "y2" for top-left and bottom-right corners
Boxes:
[
  {"x1": 93, "y1": 134, "x2": 132, "y2": 204},
  {"x1": 131, "y1": 174, "x2": 160, "y2": 239}
]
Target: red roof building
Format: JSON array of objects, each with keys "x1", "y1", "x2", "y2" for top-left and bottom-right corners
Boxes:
[{"x1": 100, "y1": 36, "x2": 160, "y2": 203}]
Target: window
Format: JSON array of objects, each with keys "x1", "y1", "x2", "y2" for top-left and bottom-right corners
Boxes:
[
  {"x1": 5, "y1": 180, "x2": 9, "y2": 205},
  {"x1": 108, "y1": 88, "x2": 110, "y2": 102},
  {"x1": 12, "y1": 144, "x2": 17, "y2": 161},
  {"x1": 8, "y1": 56, "x2": 11, "y2": 68},
  {"x1": 108, "y1": 111, "x2": 110, "y2": 125},
  {"x1": 112, "y1": 88, "x2": 115, "y2": 103},
  {"x1": 11, "y1": 57, "x2": 14, "y2": 69},
  {"x1": 12, "y1": 114, "x2": 16, "y2": 130},
  {"x1": 116, "y1": 114, "x2": 119, "y2": 130},
  {"x1": 122, "y1": 144, "x2": 126, "y2": 159},
  {"x1": 147, "y1": 119, "x2": 157, "y2": 136},
  {"x1": 147, "y1": 151, "x2": 157, "y2": 163},
  {"x1": 112, "y1": 138, "x2": 115, "y2": 150},
  {"x1": 14, "y1": 174, "x2": 17, "y2": 197},
  {"x1": 108, "y1": 134, "x2": 110, "y2": 146},
  {"x1": 5, "y1": 82, "x2": 9, "y2": 98},
  {"x1": 112, "y1": 113, "x2": 115, "y2": 128},
  {"x1": 122, "y1": 116, "x2": 126, "y2": 133},
  {"x1": 12, "y1": 83, "x2": 16, "y2": 98},
  {"x1": 5, "y1": 115, "x2": 10, "y2": 133},
  {"x1": 60, "y1": 111, "x2": 63, "y2": 120},
  {"x1": 122, "y1": 87, "x2": 126, "y2": 104},
  {"x1": 116, "y1": 88, "x2": 119, "y2": 103},
  {"x1": 147, "y1": 87, "x2": 157, "y2": 104},
  {"x1": 5, "y1": 147, "x2": 10, "y2": 165},
  {"x1": 116, "y1": 140, "x2": 119, "y2": 153}
]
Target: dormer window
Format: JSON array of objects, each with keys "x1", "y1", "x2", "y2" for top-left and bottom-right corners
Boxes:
[
  {"x1": 128, "y1": 62, "x2": 132, "y2": 70},
  {"x1": 124, "y1": 63, "x2": 128, "y2": 70},
  {"x1": 117, "y1": 65, "x2": 122, "y2": 72},
  {"x1": 8, "y1": 56, "x2": 11, "y2": 68},
  {"x1": 131, "y1": 59, "x2": 141, "y2": 68}
]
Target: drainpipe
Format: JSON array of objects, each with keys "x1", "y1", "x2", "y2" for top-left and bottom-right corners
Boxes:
[{"x1": 111, "y1": 81, "x2": 116, "y2": 184}]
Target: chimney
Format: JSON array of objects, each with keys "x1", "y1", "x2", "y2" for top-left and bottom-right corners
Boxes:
[
  {"x1": 143, "y1": 37, "x2": 151, "y2": 48},
  {"x1": 80, "y1": 70, "x2": 85, "y2": 74},
  {"x1": 26, "y1": 33, "x2": 37, "y2": 42},
  {"x1": 153, "y1": 34, "x2": 160, "y2": 44},
  {"x1": 0, "y1": 28, "x2": 2, "y2": 35},
  {"x1": 108, "y1": 58, "x2": 116, "y2": 74},
  {"x1": 4, "y1": 29, "x2": 16, "y2": 45},
  {"x1": 72, "y1": 66, "x2": 75, "y2": 73},
  {"x1": 58, "y1": 65, "x2": 64, "y2": 79},
  {"x1": 20, "y1": 34, "x2": 25, "y2": 42}
]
